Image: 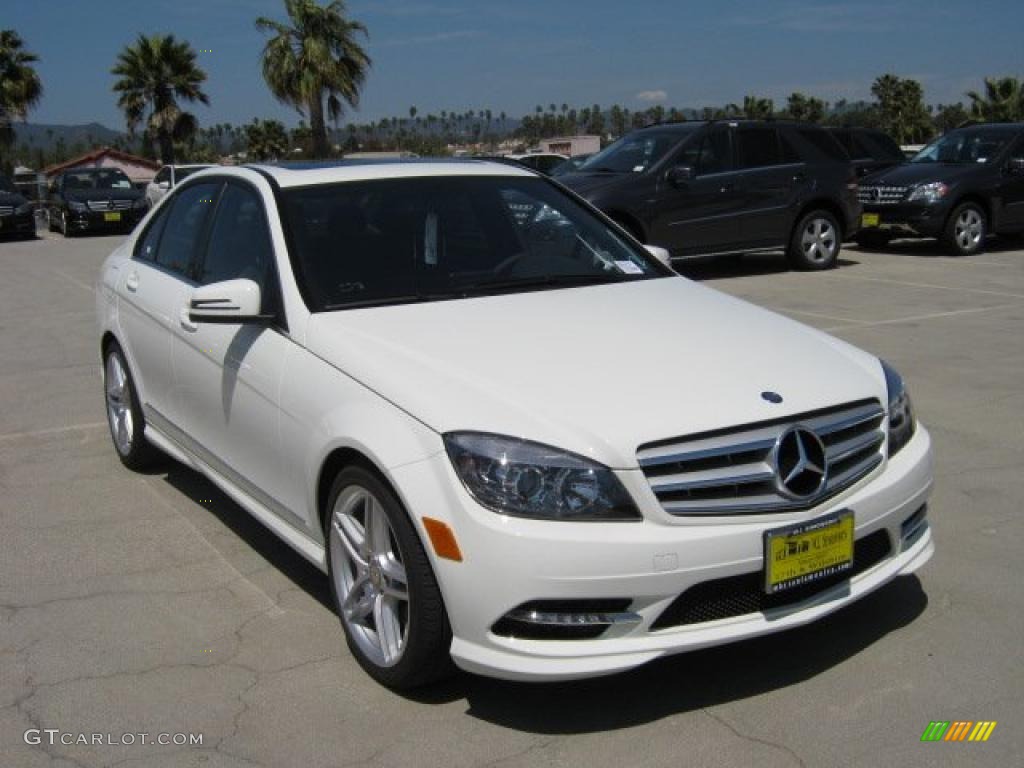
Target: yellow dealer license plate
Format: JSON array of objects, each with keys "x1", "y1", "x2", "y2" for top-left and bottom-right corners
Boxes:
[
  {"x1": 764, "y1": 512, "x2": 854, "y2": 594},
  {"x1": 104, "y1": 212, "x2": 122, "y2": 222},
  {"x1": 861, "y1": 212, "x2": 880, "y2": 228}
]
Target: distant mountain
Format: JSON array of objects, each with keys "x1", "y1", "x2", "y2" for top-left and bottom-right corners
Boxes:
[{"x1": 12, "y1": 122, "x2": 125, "y2": 152}]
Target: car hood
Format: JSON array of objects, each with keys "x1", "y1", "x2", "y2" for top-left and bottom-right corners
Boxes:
[
  {"x1": 305, "y1": 277, "x2": 886, "y2": 468},
  {"x1": 64, "y1": 188, "x2": 142, "y2": 203},
  {"x1": 862, "y1": 162, "x2": 981, "y2": 187},
  {"x1": 557, "y1": 171, "x2": 632, "y2": 198}
]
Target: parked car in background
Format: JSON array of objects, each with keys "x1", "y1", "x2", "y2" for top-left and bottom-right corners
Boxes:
[
  {"x1": 0, "y1": 172, "x2": 36, "y2": 239},
  {"x1": 504, "y1": 152, "x2": 569, "y2": 175},
  {"x1": 857, "y1": 122, "x2": 1024, "y2": 254},
  {"x1": 551, "y1": 153, "x2": 594, "y2": 176},
  {"x1": 96, "y1": 160, "x2": 932, "y2": 689},
  {"x1": 146, "y1": 164, "x2": 215, "y2": 207},
  {"x1": 828, "y1": 127, "x2": 905, "y2": 177},
  {"x1": 47, "y1": 168, "x2": 148, "y2": 237},
  {"x1": 560, "y1": 120, "x2": 860, "y2": 269}
]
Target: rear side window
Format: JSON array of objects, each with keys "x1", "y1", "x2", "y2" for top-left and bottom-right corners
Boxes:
[
  {"x1": 155, "y1": 182, "x2": 221, "y2": 277},
  {"x1": 795, "y1": 129, "x2": 850, "y2": 163},
  {"x1": 737, "y1": 126, "x2": 781, "y2": 168}
]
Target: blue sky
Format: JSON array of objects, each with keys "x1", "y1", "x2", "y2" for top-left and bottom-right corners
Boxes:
[{"x1": 7, "y1": 0, "x2": 1023, "y2": 129}]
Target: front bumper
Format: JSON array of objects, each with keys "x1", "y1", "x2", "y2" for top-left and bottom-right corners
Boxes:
[
  {"x1": 67, "y1": 208, "x2": 145, "y2": 232},
  {"x1": 0, "y1": 211, "x2": 36, "y2": 235},
  {"x1": 860, "y1": 202, "x2": 950, "y2": 238},
  {"x1": 392, "y1": 426, "x2": 934, "y2": 681}
]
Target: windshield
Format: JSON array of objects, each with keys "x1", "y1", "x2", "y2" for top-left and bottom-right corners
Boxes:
[
  {"x1": 281, "y1": 176, "x2": 668, "y2": 311},
  {"x1": 911, "y1": 128, "x2": 1017, "y2": 165},
  {"x1": 578, "y1": 128, "x2": 696, "y2": 173},
  {"x1": 0, "y1": 174, "x2": 16, "y2": 193},
  {"x1": 63, "y1": 169, "x2": 134, "y2": 190}
]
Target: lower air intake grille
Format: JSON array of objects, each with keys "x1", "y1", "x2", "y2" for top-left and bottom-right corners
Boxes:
[{"x1": 650, "y1": 529, "x2": 892, "y2": 630}]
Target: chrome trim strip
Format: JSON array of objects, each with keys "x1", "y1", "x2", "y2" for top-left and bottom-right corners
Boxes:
[
  {"x1": 504, "y1": 609, "x2": 643, "y2": 627},
  {"x1": 650, "y1": 469, "x2": 774, "y2": 494},
  {"x1": 826, "y1": 431, "x2": 885, "y2": 463},
  {"x1": 638, "y1": 438, "x2": 776, "y2": 468}
]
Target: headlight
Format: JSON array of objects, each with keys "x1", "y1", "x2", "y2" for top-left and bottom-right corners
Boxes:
[
  {"x1": 67, "y1": 200, "x2": 87, "y2": 212},
  {"x1": 881, "y1": 361, "x2": 916, "y2": 456},
  {"x1": 907, "y1": 182, "x2": 949, "y2": 204},
  {"x1": 444, "y1": 432, "x2": 641, "y2": 521},
  {"x1": 14, "y1": 202, "x2": 32, "y2": 215}
]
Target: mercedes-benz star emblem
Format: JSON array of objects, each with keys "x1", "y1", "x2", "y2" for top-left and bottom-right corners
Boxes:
[{"x1": 774, "y1": 427, "x2": 827, "y2": 499}]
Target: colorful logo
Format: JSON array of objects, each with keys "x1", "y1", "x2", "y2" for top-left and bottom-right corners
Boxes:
[{"x1": 921, "y1": 721, "x2": 997, "y2": 742}]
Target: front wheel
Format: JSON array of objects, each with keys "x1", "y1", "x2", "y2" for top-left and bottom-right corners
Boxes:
[
  {"x1": 103, "y1": 344, "x2": 160, "y2": 470},
  {"x1": 326, "y1": 466, "x2": 453, "y2": 689},
  {"x1": 942, "y1": 202, "x2": 986, "y2": 256},
  {"x1": 788, "y1": 210, "x2": 841, "y2": 270}
]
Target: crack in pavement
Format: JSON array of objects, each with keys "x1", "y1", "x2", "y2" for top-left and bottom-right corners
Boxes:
[{"x1": 702, "y1": 709, "x2": 807, "y2": 768}]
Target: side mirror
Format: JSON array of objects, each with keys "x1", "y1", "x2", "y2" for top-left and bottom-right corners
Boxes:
[
  {"x1": 666, "y1": 165, "x2": 695, "y2": 188},
  {"x1": 1007, "y1": 158, "x2": 1024, "y2": 175},
  {"x1": 188, "y1": 279, "x2": 269, "y2": 324},
  {"x1": 158, "y1": 180, "x2": 170, "y2": 190},
  {"x1": 644, "y1": 244, "x2": 673, "y2": 269}
]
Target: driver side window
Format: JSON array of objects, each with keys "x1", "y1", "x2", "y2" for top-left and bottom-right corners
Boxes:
[{"x1": 677, "y1": 130, "x2": 732, "y2": 176}]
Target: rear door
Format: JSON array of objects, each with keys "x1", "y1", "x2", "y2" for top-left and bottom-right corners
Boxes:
[
  {"x1": 998, "y1": 135, "x2": 1024, "y2": 230},
  {"x1": 649, "y1": 125, "x2": 749, "y2": 254},
  {"x1": 734, "y1": 125, "x2": 802, "y2": 246},
  {"x1": 117, "y1": 181, "x2": 220, "y2": 429},
  {"x1": 171, "y1": 179, "x2": 297, "y2": 524}
]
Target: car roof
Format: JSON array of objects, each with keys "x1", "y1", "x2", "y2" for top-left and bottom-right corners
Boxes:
[{"x1": 240, "y1": 159, "x2": 536, "y2": 188}]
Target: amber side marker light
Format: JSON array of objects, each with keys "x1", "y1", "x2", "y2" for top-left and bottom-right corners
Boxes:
[{"x1": 422, "y1": 517, "x2": 463, "y2": 562}]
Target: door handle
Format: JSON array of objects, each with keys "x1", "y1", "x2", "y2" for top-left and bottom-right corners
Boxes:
[
  {"x1": 719, "y1": 184, "x2": 735, "y2": 193},
  {"x1": 792, "y1": 172, "x2": 807, "y2": 182},
  {"x1": 179, "y1": 307, "x2": 198, "y2": 333},
  {"x1": 125, "y1": 272, "x2": 139, "y2": 292}
]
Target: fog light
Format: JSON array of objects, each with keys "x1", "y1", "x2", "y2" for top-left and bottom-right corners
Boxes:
[{"x1": 491, "y1": 599, "x2": 639, "y2": 640}]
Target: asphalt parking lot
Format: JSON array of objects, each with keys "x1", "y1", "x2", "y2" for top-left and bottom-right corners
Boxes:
[{"x1": 1, "y1": 229, "x2": 1022, "y2": 768}]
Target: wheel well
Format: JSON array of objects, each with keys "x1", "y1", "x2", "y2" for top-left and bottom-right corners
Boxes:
[
  {"x1": 100, "y1": 332, "x2": 118, "y2": 361},
  {"x1": 950, "y1": 195, "x2": 991, "y2": 227},
  {"x1": 606, "y1": 210, "x2": 646, "y2": 242},
  {"x1": 316, "y1": 447, "x2": 391, "y2": 535},
  {"x1": 794, "y1": 199, "x2": 846, "y2": 239}
]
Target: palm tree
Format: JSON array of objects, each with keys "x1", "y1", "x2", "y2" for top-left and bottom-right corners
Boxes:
[
  {"x1": 111, "y1": 34, "x2": 209, "y2": 164},
  {"x1": 742, "y1": 95, "x2": 775, "y2": 119},
  {"x1": 966, "y1": 76, "x2": 1023, "y2": 123},
  {"x1": 256, "y1": 0, "x2": 370, "y2": 158},
  {"x1": 0, "y1": 30, "x2": 43, "y2": 152}
]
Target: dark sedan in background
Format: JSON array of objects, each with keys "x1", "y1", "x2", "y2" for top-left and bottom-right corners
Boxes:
[
  {"x1": 0, "y1": 173, "x2": 36, "y2": 239},
  {"x1": 47, "y1": 168, "x2": 148, "y2": 237}
]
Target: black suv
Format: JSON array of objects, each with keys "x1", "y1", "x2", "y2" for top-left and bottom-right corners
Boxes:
[
  {"x1": 0, "y1": 173, "x2": 36, "y2": 239},
  {"x1": 857, "y1": 123, "x2": 1024, "y2": 255},
  {"x1": 47, "y1": 167, "x2": 147, "y2": 237},
  {"x1": 828, "y1": 127, "x2": 905, "y2": 177},
  {"x1": 558, "y1": 120, "x2": 859, "y2": 270}
]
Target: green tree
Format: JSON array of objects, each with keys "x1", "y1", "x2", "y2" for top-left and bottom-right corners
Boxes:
[
  {"x1": 244, "y1": 118, "x2": 289, "y2": 160},
  {"x1": 784, "y1": 92, "x2": 826, "y2": 123},
  {"x1": 0, "y1": 30, "x2": 43, "y2": 157},
  {"x1": 870, "y1": 74, "x2": 933, "y2": 144},
  {"x1": 966, "y1": 76, "x2": 1024, "y2": 122},
  {"x1": 933, "y1": 102, "x2": 970, "y2": 133},
  {"x1": 256, "y1": 0, "x2": 371, "y2": 158},
  {"x1": 111, "y1": 34, "x2": 209, "y2": 164},
  {"x1": 742, "y1": 95, "x2": 775, "y2": 119}
]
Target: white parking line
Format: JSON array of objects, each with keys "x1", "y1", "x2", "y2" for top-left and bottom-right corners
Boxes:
[
  {"x1": 827, "y1": 273, "x2": 1024, "y2": 300},
  {"x1": 823, "y1": 303, "x2": 1022, "y2": 331},
  {"x1": 775, "y1": 307, "x2": 870, "y2": 325},
  {"x1": 0, "y1": 422, "x2": 106, "y2": 442},
  {"x1": 50, "y1": 268, "x2": 95, "y2": 294}
]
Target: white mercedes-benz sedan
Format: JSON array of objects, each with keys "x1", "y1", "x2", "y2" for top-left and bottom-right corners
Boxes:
[{"x1": 96, "y1": 160, "x2": 933, "y2": 688}]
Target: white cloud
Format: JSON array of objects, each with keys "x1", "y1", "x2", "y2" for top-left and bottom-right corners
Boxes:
[{"x1": 636, "y1": 90, "x2": 668, "y2": 103}]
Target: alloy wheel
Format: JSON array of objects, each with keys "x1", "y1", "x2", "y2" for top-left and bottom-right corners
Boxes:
[
  {"x1": 329, "y1": 485, "x2": 410, "y2": 667},
  {"x1": 801, "y1": 217, "x2": 837, "y2": 263},
  {"x1": 104, "y1": 353, "x2": 134, "y2": 456},
  {"x1": 955, "y1": 208, "x2": 983, "y2": 251}
]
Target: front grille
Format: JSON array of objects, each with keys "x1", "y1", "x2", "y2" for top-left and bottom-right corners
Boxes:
[
  {"x1": 650, "y1": 529, "x2": 892, "y2": 630},
  {"x1": 858, "y1": 185, "x2": 908, "y2": 205},
  {"x1": 86, "y1": 199, "x2": 133, "y2": 211},
  {"x1": 0, "y1": 205, "x2": 13, "y2": 216},
  {"x1": 638, "y1": 400, "x2": 885, "y2": 516}
]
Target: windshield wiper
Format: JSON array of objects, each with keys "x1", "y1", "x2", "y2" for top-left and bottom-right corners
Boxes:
[
  {"x1": 322, "y1": 293, "x2": 459, "y2": 311},
  {"x1": 455, "y1": 273, "x2": 631, "y2": 296}
]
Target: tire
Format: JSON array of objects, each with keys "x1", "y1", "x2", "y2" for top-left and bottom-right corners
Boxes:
[
  {"x1": 47, "y1": 210, "x2": 56, "y2": 233},
  {"x1": 325, "y1": 466, "x2": 454, "y2": 689},
  {"x1": 855, "y1": 230, "x2": 892, "y2": 251},
  {"x1": 788, "y1": 210, "x2": 841, "y2": 270},
  {"x1": 60, "y1": 210, "x2": 74, "y2": 238},
  {"x1": 942, "y1": 202, "x2": 986, "y2": 256},
  {"x1": 103, "y1": 343, "x2": 160, "y2": 470}
]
